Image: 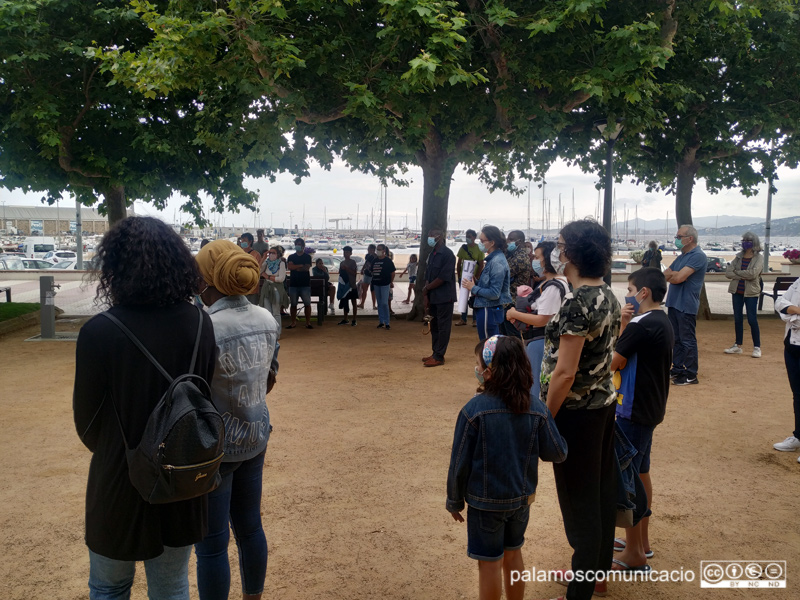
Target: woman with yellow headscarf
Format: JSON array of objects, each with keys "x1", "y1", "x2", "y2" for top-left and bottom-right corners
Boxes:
[{"x1": 194, "y1": 240, "x2": 279, "y2": 600}]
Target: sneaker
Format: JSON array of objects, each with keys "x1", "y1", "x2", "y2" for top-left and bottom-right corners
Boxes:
[
  {"x1": 337, "y1": 319, "x2": 349, "y2": 325},
  {"x1": 377, "y1": 323, "x2": 385, "y2": 329},
  {"x1": 385, "y1": 325, "x2": 391, "y2": 330},
  {"x1": 773, "y1": 436, "x2": 800, "y2": 452},
  {"x1": 675, "y1": 375, "x2": 698, "y2": 386},
  {"x1": 671, "y1": 375, "x2": 685, "y2": 385},
  {"x1": 351, "y1": 320, "x2": 357, "y2": 326},
  {"x1": 752, "y1": 347, "x2": 762, "y2": 358},
  {"x1": 724, "y1": 344, "x2": 743, "y2": 354}
]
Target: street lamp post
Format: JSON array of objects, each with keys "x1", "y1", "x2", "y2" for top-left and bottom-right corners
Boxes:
[{"x1": 595, "y1": 119, "x2": 624, "y2": 284}]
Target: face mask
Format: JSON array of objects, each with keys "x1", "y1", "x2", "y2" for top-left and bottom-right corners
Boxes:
[
  {"x1": 377, "y1": 251, "x2": 385, "y2": 258},
  {"x1": 240, "y1": 242, "x2": 249, "y2": 249},
  {"x1": 427, "y1": 237, "x2": 436, "y2": 247},
  {"x1": 624, "y1": 289, "x2": 643, "y2": 315},
  {"x1": 295, "y1": 245, "x2": 303, "y2": 253},
  {"x1": 741, "y1": 240, "x2": 754, "y2": 250},
  {"x1": 474, "y1": 366, "x2": 486, "y2": 385},
  {"x1": 550, "y1": 247, "x2": 568, "y2": 275},
  {"x1": 467, "y1": 238, "x2": 475, "y2": 245},
  {"x1": 674, "y1": 237, "x2": 684, "y2": 250},
  {"x1": 507, "y1": 242, "x2": 517, "y2": 253},
  {"x1": 477, "y1": 241, "x2": 486, "y2": 253},
  {"x1": 531, "y1": 259, "x2": 543, "y2": 276}
]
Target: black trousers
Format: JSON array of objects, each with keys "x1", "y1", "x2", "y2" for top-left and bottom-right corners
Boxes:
[
  {"x1": 430, "y1": 301, "x2": 454, "y2": 360},
  {"x1": 552, "y1": 403, "x2": 617, "y2": 600}
]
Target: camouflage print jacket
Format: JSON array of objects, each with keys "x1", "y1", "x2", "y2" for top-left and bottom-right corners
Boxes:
[
  {"x1": 506, "y1": 246, "x2": 533, "y2": 299},
  {"x1": 540, "y1": 284, "x2": 621, "y2": 410}
]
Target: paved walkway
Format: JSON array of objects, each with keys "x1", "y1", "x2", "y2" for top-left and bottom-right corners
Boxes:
[{"x1": 0, "y1": 274, "x2": 782, "y2": 317}]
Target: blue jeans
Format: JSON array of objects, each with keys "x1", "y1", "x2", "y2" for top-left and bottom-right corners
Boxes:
[
  {"x1": 668, "y1": 308, "x2": 698, "y2": 378},
  {"x1": 475, "y1": 306, "x2": 504, "y2": 341},
  {"x1": 525, "y1": 338, "x2": 545, "y2": 401},
  {"x1": 88, "y1": 546, "x2": 192, "y2": 600},
  {"x1": 615, "y1": 417, "x2": 656, "y2": 474},
  {"x1": 195, "y1": 451, "x2": 268, "y2": 599},
  {"x1": 786, "y1": 347, "x2": 800, "y2": 439},
  {"x1": 466, "y1": 505, "x2": 530, "y2": 561},
  {"x1": 731, "y1": 293, "x2": 760, "y2": 347},
  {"x1": 374, "y1": 284, "x2": 391, "y2": 325}
]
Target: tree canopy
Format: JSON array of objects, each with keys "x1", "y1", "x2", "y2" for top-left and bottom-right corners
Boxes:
[
  {"x1": 562, "y1": 0, "x2": 800, "y2": 227},
  {"x1": 103, "y1": 0, "x2": 679, "y2": 314},
  {"x1": 0, "y1": 0, "x2": 293, "y2": 223}
]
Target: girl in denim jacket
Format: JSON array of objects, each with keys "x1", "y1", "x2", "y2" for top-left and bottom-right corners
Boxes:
[{"x1": 447, "y1": 335, "x2": 567, "y2": 600}]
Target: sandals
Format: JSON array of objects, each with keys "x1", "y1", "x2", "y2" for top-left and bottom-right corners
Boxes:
[
  {"x1": 614, "y1": 537, "x2": 654, "y2": 558},
  {"x1": 285, "y1": 324, "x2": 297, "y2": 329},
  {"x1": 454, "y1": 321, "x2": 468, "y2": 326},
  {"x1": 612, "y1": 558, "x2": 651, "y2": 572}
]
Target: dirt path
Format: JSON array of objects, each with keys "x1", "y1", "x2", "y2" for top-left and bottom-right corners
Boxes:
[{"x1": 1, "y1": 316, "x2": 797, "y2": 598}]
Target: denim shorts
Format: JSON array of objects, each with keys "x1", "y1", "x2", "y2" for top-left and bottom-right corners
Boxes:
[
  {"x1": 466, "y1": 505, "x2": 530, "y2": 562},
  {"x1": 616, "y1": 417, "x2": 655, "y2": 474},
  {"x1": 409, "y1": 276, "x2": 417, "y2": 284},
  {"x1": 289, "y1": 286, "x2": 311, "y2": 307}
]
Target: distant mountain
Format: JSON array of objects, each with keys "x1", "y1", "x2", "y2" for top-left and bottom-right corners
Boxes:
[
  {"x1": 618, "y1": 214, "x2": 768, "y2": 233},
  {"x1": 698, "y1": 215, "x2": 800, "y2": 237}
]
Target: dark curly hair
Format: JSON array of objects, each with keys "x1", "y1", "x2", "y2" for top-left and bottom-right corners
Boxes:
[
  {"x1": 561, "y1": 219, "x2": 612, "y2": 279},
  {"x1": 94, "y1": 216, "x2": 202, "y2": 307},
  {"x1": 475, "y1": 336, "x2": 532, "y2": 413}
]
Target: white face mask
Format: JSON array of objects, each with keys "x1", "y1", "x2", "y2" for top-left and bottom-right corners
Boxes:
[{"x1": 550, "y1": 246, "x2": 569, "y2": 275}]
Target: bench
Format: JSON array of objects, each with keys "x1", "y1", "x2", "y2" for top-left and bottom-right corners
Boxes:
[
  {"x1": 293, "y1": 276, "x2": 329, "y2": 325},
  {"x1": 0, "y1": 286, "x2": 10, "y2": 302},
  {"x1": 758, "y1": 276, "x2": 798, "y2": 310}
]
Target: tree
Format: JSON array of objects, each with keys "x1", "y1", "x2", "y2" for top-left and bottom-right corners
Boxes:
[
  {"x1": 102, "y1": 0, "x2": 678, "y2": 315},
  {"x1": 565, "y1": 0, "x2": 800, "y2": 229},
  {"x1": 0, "y1": 0, "x2": 294, "y2": 224}
]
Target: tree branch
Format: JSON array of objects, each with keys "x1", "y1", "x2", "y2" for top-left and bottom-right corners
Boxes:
[{"x1": 698, "y1": 124, "x2": 764, "y2": 161}]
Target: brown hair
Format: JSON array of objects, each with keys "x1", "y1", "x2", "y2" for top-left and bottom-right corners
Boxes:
[{"x1": 474, "y1": 337, "x2": 532, "y2": 413}]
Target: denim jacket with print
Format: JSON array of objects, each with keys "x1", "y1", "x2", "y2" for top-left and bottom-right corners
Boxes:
[
  {"x1": 470, "y1": 250, "x2": 512, "y2": 308},
  {"x1": 207, "y1": 295, "x2": 279, "y2": 462},
  {"x1": 446, "y1": 392, "x2": 567, "y2": 512}
]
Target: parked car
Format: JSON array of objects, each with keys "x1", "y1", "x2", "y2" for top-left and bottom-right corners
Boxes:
[
  {"x1": 0, "y1": 257, "x2": 26, "y2": 270},
  {"x1": 315, "y1": 255, "x2": 343, "y2": 273},
  {"x1": 22, "y1": 259, "x2": 55, "y2": 270},
  {"x1": 706, "y1": 256, "x2": 727, "y2": 272},
  {"x1": 45, "y1": 260, "x2": 80, "y2": 270},
  {"x1": 42, "y1": 250, "x2": 78, "y2": 264}
]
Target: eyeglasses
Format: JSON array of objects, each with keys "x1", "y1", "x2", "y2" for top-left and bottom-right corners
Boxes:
[
  {"x1": 556, "y1": 242, "x2": 566, "y2": 250},
  {"x1": 675, "y1": 234, "x2": 691, "y2": 238}
]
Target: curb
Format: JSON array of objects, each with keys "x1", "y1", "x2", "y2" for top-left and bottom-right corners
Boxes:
[{"x1": 0, "y1": 306, "x2": 65, "y2": 337}]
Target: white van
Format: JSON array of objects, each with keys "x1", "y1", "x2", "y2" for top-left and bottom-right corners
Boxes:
[{"x1": 22, "y1": 237, "x2": 56, "y2": 259}]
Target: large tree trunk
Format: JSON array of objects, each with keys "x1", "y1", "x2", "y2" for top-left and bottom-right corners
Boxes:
[
  {"x1": 103, "y1": 185, "x2": 127, "y2": 225},
  {"x1": 674, "y1": 154, "x2": 699, "y2": 228},
  {"x1": 675, "y1": 150, "x2": 712, "y2": 319},
  {"x1": 407, "y1": 130, "x2": 458, "y2": 321}
]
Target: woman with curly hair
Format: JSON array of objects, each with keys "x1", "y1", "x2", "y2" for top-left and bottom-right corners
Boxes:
[
  {"x1": 73, "y1": 216, "x2": 217, "y2": 599},
  {"x1": 539, "y1": 219, "x2": 621, "y2": 600}
]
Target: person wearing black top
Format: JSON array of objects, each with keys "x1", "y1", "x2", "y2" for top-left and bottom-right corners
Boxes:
[
  {"x1": 422, "y1": 228, "x2": 457, "y2": 366},
  {"x1": 610, "y1": 267, "x2": 673, "y2": 573},
  {"x1": 287, "y1": 238, "x2": 313, "y2": 329},
  {"x1": 372, "y1": 243, "x2": 396, "y2": 329},
  {"x1": 73, "y1": 217, "x2": 217, "y2": 598}
]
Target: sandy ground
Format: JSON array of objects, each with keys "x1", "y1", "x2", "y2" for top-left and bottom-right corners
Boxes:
[{"x1": 1, "y1": 315, "x2": 798, "y2": 599}]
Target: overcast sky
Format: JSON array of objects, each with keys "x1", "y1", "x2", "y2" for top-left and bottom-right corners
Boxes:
[{"x1": 4, "y1": 158, "x2": 798, "y2": 233}]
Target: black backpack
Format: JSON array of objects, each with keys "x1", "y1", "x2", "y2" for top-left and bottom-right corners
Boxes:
[{"x1": 100, "y1": 307, "x2": 225, "y2": 504}]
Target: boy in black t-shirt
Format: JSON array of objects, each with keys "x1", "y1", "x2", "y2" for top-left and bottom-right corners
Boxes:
[{"x1": 610, "y1": 267, "x2": 674, "y2": 572}]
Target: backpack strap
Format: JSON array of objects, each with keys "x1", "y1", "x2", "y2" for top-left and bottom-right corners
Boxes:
[
  {"x1": 100, "y1": 305, "x2": 204, "y2": 382},
  {"x1": 100, "y1": 311, "x2": 174, "y2": 383}
]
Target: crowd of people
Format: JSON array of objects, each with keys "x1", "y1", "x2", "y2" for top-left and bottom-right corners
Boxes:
[{"x1": 70, "y1": 216, "x2": 799, "y2": 600}]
